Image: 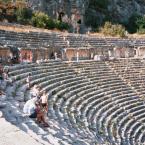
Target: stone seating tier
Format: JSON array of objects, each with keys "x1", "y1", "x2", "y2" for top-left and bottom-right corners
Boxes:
[
  {"x1": 2, "y1": 59, "x2": 145, "y2": 145},
  {"x1": 1, "y1": 29, "x2": 145, "y2": 48}
]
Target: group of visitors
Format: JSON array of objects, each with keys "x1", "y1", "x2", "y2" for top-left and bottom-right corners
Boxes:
[
  {"x1": 23, "y1": 84, "x2": 49, "y2": 127},
  {"x1": 0, "y1": 63, "x2": 49, "y2": 127}
]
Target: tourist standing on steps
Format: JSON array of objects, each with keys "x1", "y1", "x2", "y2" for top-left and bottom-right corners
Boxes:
[
  {"x1": 54, "y1": 52, "x2": 58, "y2": 60},
  {"x1": 40, "y1": 91, "x2": 48, "y2": 112},
  {"x1": 26, "y1": 73, "x2": 32, "y2": 89}
]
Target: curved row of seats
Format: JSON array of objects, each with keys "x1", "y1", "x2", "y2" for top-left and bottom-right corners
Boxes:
[
  {"x1": 107, "y1": 59, "x2": 145, "y2": 97},
  {"x1": 5, "y1": 59, "x2": 145, "y2": 145},
  {"x1": 1, "y1": 28, "x2": 145, "y2": 49}
]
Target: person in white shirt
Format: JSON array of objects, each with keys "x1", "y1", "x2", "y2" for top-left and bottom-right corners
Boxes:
[
  {"x1": 26, "y1": 73, "x2": 32, "y2": 89},
  {"x1": 23, "y1": 97, "x2": 37, "y2": 118}
]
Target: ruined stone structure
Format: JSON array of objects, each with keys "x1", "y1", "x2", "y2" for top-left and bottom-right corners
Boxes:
[
  {"x1": 27, "y1": 0, "x2": 145, "y2": 33},
  {"x1": 27, "y1": 0, "x2": 87, "y2": 33},
  {"x1": 0, "y1": 23, "x2": 141, "y2": 62}
]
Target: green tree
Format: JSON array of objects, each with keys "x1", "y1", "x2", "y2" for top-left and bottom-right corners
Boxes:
[
  {"x1": 89, "y1": 0, "x2": 109, "y2": 9},
  {"x1": 46, "y1": 18, "x2": 55, "y2": 29},
  {"x1": 127, "y1": 13, "x2": 142, "y2": 33},
  {"x1": 31, "y1": 11, "x2": 49, "y2": 28},
  {"x1": 85, "y1": 9, "x2": 102, "y2": 30},
  {"x1": 56, "y1": 21, "x2": 70, "y2": 30},
  {"x1": 136, "y1": 16, "x2": 145, "y2": 34}
]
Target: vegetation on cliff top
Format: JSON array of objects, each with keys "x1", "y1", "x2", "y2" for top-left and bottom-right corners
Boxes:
[
  {"x1": 0, "y1": 0, "x2": 70, "y2": 31},
  {"x1": 1, "y1": 0, "x2": 145, "y2": 37}
]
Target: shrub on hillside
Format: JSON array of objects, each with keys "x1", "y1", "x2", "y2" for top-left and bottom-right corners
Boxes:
[
  {"x1": 15, "y1": 7, "x2": 32, "y2": 24},
  {"x1": 137, "y1": 28, "x2": 145, "y2": 34},
  {"x1": 100, "y1": 22, "x2": 126, "y2": 37},
  {"x1": 31, "y1": 11, "x2": 70, "y2": 30},
  {"x1": 0, "y1": 0, "x2": 11, "y2": 3},
  {"x1": 31, "y1": 11, "x2": 49, "y2": 28},
  {"x1": 55, "y1": 20, "x2": 70, "y2": 30},
  {"x1": 136, "y1": 16, "x2": 145, "y2": 34},
  {"x1": 46, "y1": 18, "x2": 56, "y2": 29},
  {"x1": 126, "y1": 13, "x2": 145, "y2": 34},
  {"x1": 127, "y1": 13, "x2": 142, "y2": 33}
]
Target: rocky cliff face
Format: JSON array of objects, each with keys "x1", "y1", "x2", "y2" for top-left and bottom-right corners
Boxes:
[
  {"x1": 27, "y1": 0, "x2": 145, "y2": 29},
  {"x1": 107, "y1": 0, "x2": 145, "y2": 23}
]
